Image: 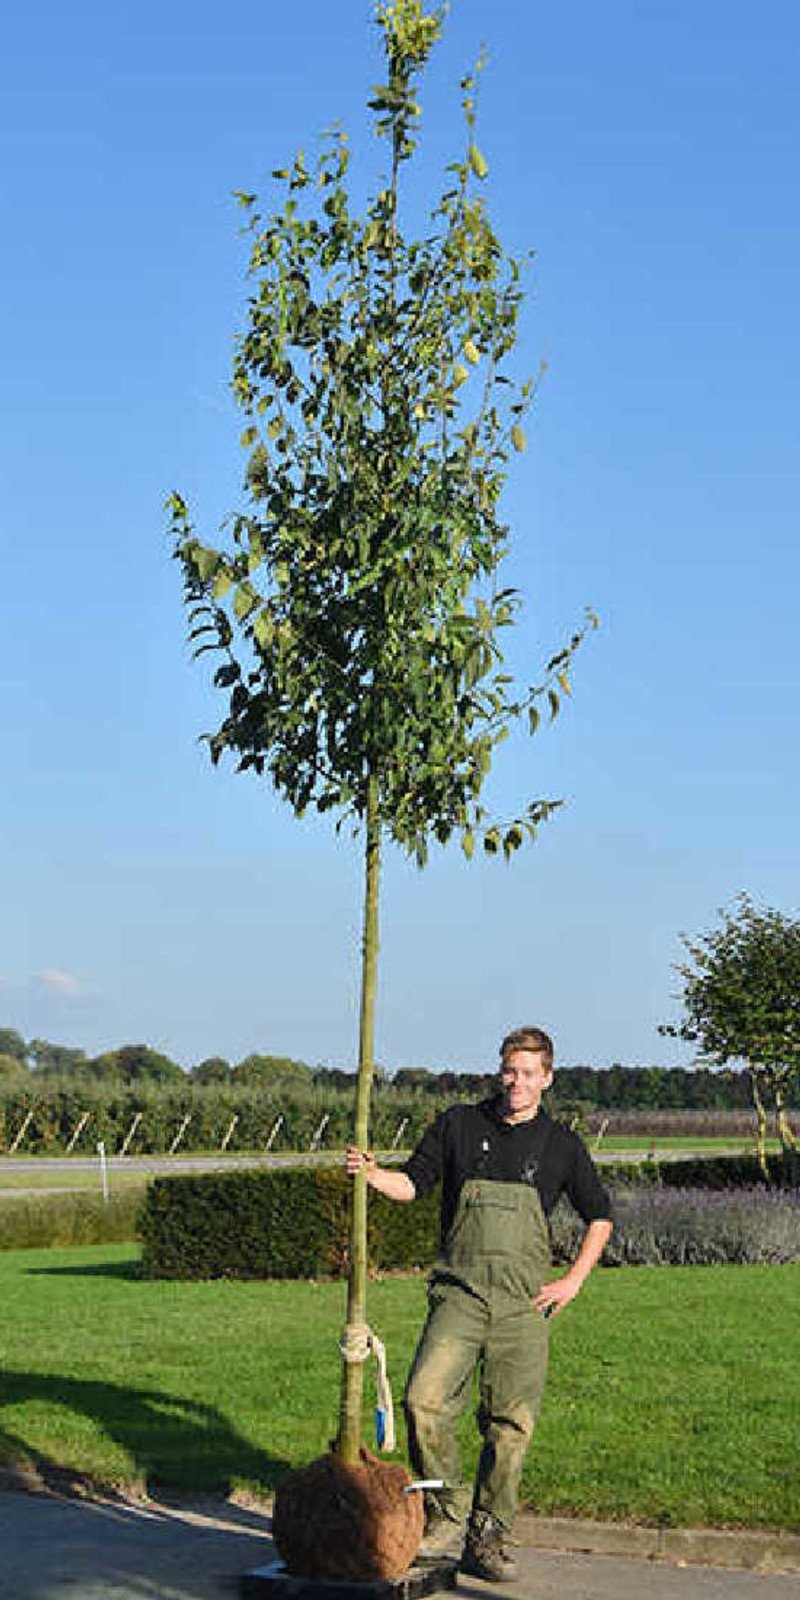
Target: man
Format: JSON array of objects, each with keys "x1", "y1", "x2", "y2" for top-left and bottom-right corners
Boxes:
[{"x1": 346, "y1": 1025, "x2": 613, "y2": 1581}]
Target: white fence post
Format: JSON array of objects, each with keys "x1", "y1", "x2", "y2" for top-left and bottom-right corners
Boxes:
[
  {"x1": 9, "y1": 1109, "x2": 34, "y2": 1154},
  {"x1": 119, "y1": 1111, "x2": 143, "y2": 1158},
  {"x1": 265, "y1": 1114, "x2": 284, "y2": 1152},
  {"x1": 97, "y1": 1140, "x2": 109, "y2": 1203},
  {"x1": 593, "y1": 1116, "x2": 610, "y2": 1153},
  {"x1": 391, "y1": 1117, "x2": 409, "y2": 1150},
  {"x1": 220, "y1": 1114, "x2": 239, "y2": 1152},
  {"x1": 66, "y1": 1112, "x2": 91, "y2": 1154},
  {"x1": 169, "y1": 1114, "x2": 192, "y2": 1155}
]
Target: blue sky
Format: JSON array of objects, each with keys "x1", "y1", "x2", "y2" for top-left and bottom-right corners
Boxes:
[{"x1": 2, "y1": 0, "x2": 798, "y2": 1074}]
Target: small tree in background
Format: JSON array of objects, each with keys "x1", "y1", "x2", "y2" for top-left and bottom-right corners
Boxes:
[
  {"x1": 661, "y1": 895, "x2": 800, "y2": 1174},
  {"x1": 170, "y1": 0, "x2": 593, "y2": 1466},
  {"x1": 0, "y1": 1028, "x2": 27, "y2": 1063},
  {"x1": 191, "y1": 1055, "x2": 231, "y2": 1086}
]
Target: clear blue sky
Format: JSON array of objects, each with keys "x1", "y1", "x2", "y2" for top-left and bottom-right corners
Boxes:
[{"x1": 2, "y1": 0, "x2": 798, "y2": 1074}]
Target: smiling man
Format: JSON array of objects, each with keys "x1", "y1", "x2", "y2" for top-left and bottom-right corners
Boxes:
[{"x1": 346, "y1": 1025, "x2": 613, "y2": 1580}]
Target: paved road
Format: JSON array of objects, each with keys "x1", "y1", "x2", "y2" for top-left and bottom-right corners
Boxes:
[
  {"x1": 0, "y1": 1153, "x2": 345, "y2": 1200},
  {"x1": 0, "y1": 1491, "x2": 797, "y2": 1600}
]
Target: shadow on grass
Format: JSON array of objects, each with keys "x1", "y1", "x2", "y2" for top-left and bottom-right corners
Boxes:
[
  {"x1": 26, "y1": 1259, "x2": 142, "y2": 1280},
  {"x1": 0, "y1": 1368, "x2": 289, "y2": 1499}
]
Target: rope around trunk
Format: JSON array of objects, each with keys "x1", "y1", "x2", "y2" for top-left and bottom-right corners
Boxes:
[{"x1": 339, "y1": 1322, "x2": 396, "y2": 1451}]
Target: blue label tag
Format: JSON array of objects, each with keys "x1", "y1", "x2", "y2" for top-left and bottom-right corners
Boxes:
[{"x1": 375, "y1": 1407, "x2": 386, "y2": 1448}]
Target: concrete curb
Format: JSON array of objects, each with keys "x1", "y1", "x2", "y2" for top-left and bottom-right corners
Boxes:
[
  {"x1": 517, "y1": 1513, "x2": 800, "y2": 1574},
  {"x1": 3, "y1": 1476, "x2": 798, "y2": 1579}
]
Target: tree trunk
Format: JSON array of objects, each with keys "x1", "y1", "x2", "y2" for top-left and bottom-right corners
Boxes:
[
  {"x1": 772, "y1": 1073, "x2": 798, "y2": 1154},
  {"x1": 336, "y1": 773, "x2": 381, "y2": 1463},
  {"x1": 749, "y1": 1065, "x2": 769, "y2": 1180}
]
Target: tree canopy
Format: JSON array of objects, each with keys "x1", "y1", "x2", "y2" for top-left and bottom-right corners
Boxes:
[
  {"x1": 230, "y1": 1053, "x2": 314, "y2": 1091},
  {"x1": 662, "y1": 894, "x2": 800, "y2": 1167}
]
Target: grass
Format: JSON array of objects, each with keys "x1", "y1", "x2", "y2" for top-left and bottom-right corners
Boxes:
[
  {"x1": 594, "y1": 1136, "x2": 780, "y2": 1154},
  {"x1": 0, "y1": 1191, "x2": 146, "y2": 1250},
  {"x1": 0, "y1": 1244, "x2": 797, "y2": 1529},
  {"x1": 0, "y1": 1169, "x2": 150, "y2": 1194}
]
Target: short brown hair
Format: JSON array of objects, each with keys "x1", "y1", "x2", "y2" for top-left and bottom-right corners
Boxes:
[{"x1": 499, "y1": 1026, "x2": 554, "y2": 1074}]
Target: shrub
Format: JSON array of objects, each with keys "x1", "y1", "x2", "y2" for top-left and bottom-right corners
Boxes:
[
  {"x1": 140, "y1": 1169, "x2": 340, "y2": 1279},
  {"x1": 139, "y1": 1167, "x2": 440, "y2": 1280},
  {"x1": 139, "y1": 1161, "x2": 800, "y2": 1280},
  {"x1": 594, "y1": 1152, "x2": 799, "y2": 1188},
  {"x1": 552, "y1": 1186, "x2": 800, "y2": 1267},
  {"x1": 0, "y1": 1190, "x2": 144, "y2": 1251}
]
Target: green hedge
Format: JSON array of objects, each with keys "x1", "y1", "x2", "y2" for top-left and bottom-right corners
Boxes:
[
  {"x1": 139, "y1": 1168, "x2": 440, "y2": 1280},
  {"x1": 606, "y1": 1152, "x2": 800, "y2": 1188},
  {"x1": 139, "y1": 1152, "x2": 799, "y2": 1280}
]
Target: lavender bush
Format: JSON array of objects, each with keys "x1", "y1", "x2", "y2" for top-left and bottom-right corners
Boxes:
[{"x1": 551, "y1": 1185, "x2": 800, "y2": 1267}]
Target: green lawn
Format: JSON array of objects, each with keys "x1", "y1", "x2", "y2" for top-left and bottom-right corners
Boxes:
[
  {"x1": 0, "y1": 1245, "x2": 797, "y2": 1529},
  {"x1": 594, "y1": 1135, "x2": 777, "y2": 1154}
]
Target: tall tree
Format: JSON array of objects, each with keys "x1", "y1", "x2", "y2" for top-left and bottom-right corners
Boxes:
[
  {"x1": 170, "y1": 0, "x2": 593, "y2": 1464},
  {"x1": 661, "y1": 895, "x2": 800, "y2": 1173}
]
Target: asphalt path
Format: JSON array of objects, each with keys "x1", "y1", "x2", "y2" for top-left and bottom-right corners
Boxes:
[{"x1": 0, "y1": 1492, "x2": 797, "y2": 1600}]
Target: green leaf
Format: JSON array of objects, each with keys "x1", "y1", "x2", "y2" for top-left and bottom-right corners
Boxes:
[
  {"x1": 528, "y1": 705, "x2": 540, "y2": 735},
  {"x1": 557, "y1": 671, "x2": 571, "y2": 696},
  {"x1": 233, "y1": 584, "x2": 258, "y2": 622},
  {"x1": 469, "y1": 145, "x2": 489, "y2": 179},
  {"x1": 212, "y1": 569, "x2": 233, "y2": 601},
  {"x1": 461, "y1": 828, "x2": 475, "y2": 861},
  {"x1": 463, "y1": 339, "x2": 480, "y2": 365},
  {"x1": 240, "y1": 426, "x2": 258, "y2": 449},
  {"x1": 253, "y1": 611, "x2": 274, "y2": 650},
  {"x1": 453, "y1": 363, "x2": 468, "y2": 387},
  {"x1": 483, "y1": 827, "x2": 500, "y2": 855},
  {"x1": 511, "y1": 425, "x2": 527, "y2": 453},
  {"x1": 193, "y1": 547, "x2": 219, "y2": 584},
  {"x1": 548, "y1": 689, "x2": 560, "y2": 720}
]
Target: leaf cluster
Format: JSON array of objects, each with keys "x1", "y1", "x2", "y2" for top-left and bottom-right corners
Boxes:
[{"x1": 171, "y1": 1, "x2": 594, "y2": 865}]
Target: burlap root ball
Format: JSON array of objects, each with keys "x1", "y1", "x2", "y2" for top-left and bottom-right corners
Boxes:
[{"x1": 272, "y1": 1451, "x2": 424, "y2": 1580}]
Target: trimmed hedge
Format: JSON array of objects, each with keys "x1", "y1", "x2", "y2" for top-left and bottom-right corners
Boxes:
[
  {"x1": 138, "y1": 1152, "x2": 800, "y2": 1280},
  {"x1": 139, "y1": 1168, "x2": 439, "y2": 1280},
  {"x1": 609, "y1": 1151, "x2": 800, "y2": 1188}
]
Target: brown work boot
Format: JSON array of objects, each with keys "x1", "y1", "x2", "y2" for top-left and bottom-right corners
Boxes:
[
  {"x1": 416, "y1": 1510, "x2": 463, "y2": 1563},
  {"x1": 460, "y1": 1512, "x2": 518, "y2": 1582}
]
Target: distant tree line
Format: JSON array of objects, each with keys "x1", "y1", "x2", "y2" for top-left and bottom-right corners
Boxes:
[{"x1": 0, "y1": 1026, "x2": 773, "y2": 1110}]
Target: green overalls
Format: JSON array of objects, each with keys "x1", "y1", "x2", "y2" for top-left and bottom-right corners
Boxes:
[{"x1": 404, "y1": 1178, "x2": 552, "y2": 1532}]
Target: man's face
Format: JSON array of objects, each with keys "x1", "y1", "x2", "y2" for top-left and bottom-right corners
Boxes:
[{"x1": 499, "y1": 1048, "x2": 553, "y2": 1122}]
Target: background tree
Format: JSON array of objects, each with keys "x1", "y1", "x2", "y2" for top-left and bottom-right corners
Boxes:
[
  {"x1": 88, "y1": 1044, "x2": 185, "y2": 1086},
  {"x1": 0, "y1": 1053, "x2": 31, "y2": 1085},
  {"x1": 28, "y1": 1040, "x2": 88, "y2": 1077},
  {"x1": 170, "y1": 0, "x2": 593, "y2": 1463},
  {"x1": 230, "y1": 1053, "x2": 314, "y2": 1092},
  {"x1": 191, "y1": 1055, "x2": 232, "y2": 1086},
  {"x1": 661, "y1": 895, "x2": 800, "y2": 1173},
  {"x1": 0, "y1": 1028, "x2": 27, "y2": 1063}
]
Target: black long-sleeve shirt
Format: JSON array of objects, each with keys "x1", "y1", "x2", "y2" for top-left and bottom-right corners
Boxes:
[{"x1": 403, "y1": 1097, "x2": 612, "y2": 1245}]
